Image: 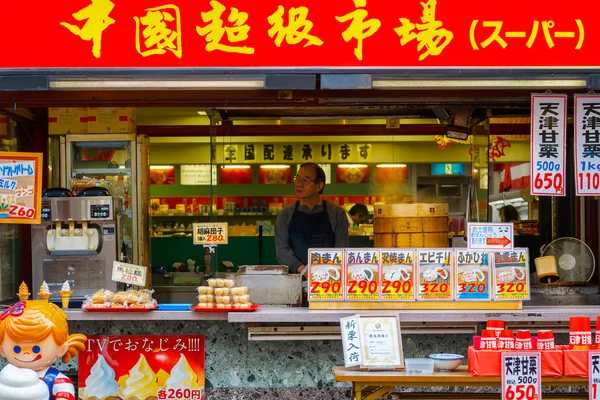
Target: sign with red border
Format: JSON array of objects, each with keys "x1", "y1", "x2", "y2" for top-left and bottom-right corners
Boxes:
[{"x1": 0, "y1": 152, "x2": 43, "y2": 224}]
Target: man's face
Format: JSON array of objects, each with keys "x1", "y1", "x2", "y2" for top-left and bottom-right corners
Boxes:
[
  {"x1": 295, "y1": 167, "x2": 322, "y2": 200},
  {"x1": 350, "y1": 214, "x2": 360, "y2": 224}
]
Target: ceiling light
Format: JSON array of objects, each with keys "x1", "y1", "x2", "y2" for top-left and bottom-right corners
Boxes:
[
  {"x1": 49, "y1": 79, "x2": 265, "y2": 90},
  {"x1": 372, "y1": 78, "x2": 588, "y2": 90},
  {"x1": 222, "y1": 165, "x2": 251, "y2": 169},
  {"x1": 197, "y1": 111, "x2": 207, "y2": 116},
  {"x1": 150, "y1": 165, "x2": 174, "y2": 170},
  {"x1": 260, "y1": 165, "x2": 290, "y2": 169},
  {"x1": 338, "y1": 164, "x2": 368, "y2": 168},
  {"x1": 376, "y1": 164, "x2": 407, "y2": 168}
]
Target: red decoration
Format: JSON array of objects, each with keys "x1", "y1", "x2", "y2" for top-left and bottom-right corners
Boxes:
[
  {"x1": 0, "y1": 301, "x2": 25, "y2": 321},
  {"x1": 336, "y1": 165, "x2": 370, "y2": 184},
  {"x1": 219, "y1": 167, "x2": 253, "y2": 184},
  {"x1": 150, "y1": 167, "x2": 176, "y2": 185}
]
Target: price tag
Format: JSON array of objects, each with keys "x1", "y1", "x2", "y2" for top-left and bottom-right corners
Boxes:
[
  {"x1": 193, "y1": 222, "x2": 228, "y2": 245},
  {"x1": 380, "y1": 249, "x2": 414, "y2": 301},
  {"x1": 308, "y1": 249, "x2": 344, "y2": 301},
  {"x1": 575, "y1": 95, "x2": 600, "y2": 196},
  {"x1": 417, "y1": 249, "x2": 453, "y2": 301},
  {"x1": 502, "y1": 352, "x2": 541, "y2": 400},
  {"x1": 493, "y1": 248, "x2": 530, "y2": 301},
  {"x1": 7, "y1": 204, "x2": 36, "y2": 219},
  {"x1": 589, "y1": 351, "x2": 600, "y2": 400},
  {"x1": 345, "y1": 249, "x2": 380, "y2": 301},
  {"x1": 531, "y1": 94, "x2": 567, "y2": 196},
  {"x1": 455, "y1": 250, "x2": 491, "y2": 301},
  {"x1": 112, "y1": 261, "x2": 147, "y2": 286}
]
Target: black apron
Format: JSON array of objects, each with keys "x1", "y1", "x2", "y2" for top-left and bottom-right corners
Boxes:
[{"x1": 288, "y1": 200, "x2": 335, "y2": 271}]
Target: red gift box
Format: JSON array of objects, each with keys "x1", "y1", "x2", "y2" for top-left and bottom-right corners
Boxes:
[{"x1": 468, "y1": 346, "x2": 563, "y2": 377}]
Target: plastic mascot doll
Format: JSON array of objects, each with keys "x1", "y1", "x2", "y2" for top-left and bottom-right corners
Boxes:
[{"x1": 0, "y1": 300, "x2": 87, "y2": 400}]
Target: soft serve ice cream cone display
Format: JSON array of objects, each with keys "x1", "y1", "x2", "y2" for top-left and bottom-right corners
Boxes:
[
  {"x1": 165, "y1": 354, "x2": 199, "y2": 391},
  {"x1": 16, "y1": 281, "x2": 30, "y2": 301},
  {"x1": 117, "y1": 354, "x2": 159, "y2": 400},
  {"x1": 38, "y1": 281, "x2": 52, "y2": 301},
  {"x1": 81, "y1": 355, "x2": 120, "y2": 400},
  {"x1": 59, "y1": 281, "x2": 72, "y2": 309}
]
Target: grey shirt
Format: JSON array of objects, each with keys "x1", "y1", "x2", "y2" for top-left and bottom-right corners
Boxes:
[{"x1": 275, "y1": 199, "x2": 349, "y2": 273}]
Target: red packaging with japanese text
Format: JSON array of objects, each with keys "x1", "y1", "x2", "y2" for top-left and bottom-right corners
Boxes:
[
  {"x1": 596, "y1": 316, "x2": 600, "y2": 347},
  {"x1": 479, "y1": 329, "x2": 498, "y2": 351},
  {"x1": 498, "y1": 330, "x2": 515, "y2": 351},
  {"x1": 537, "y1": 330, "x2": 555, "y2": 350},
  {"x1": 569, "y1": 316, "x2": 592, "y2": 349},
  {"x1": 515, "y1": 330, "x2": 533, "y2": 351},
  {"x1": 486, "y1": 319, "x2": 504, "y2": 338}
]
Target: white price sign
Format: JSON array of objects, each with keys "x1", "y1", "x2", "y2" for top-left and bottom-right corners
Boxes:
[
  {"x1": 467, "y1": 223, "x2": 513, "y2": 250},
  {"x1": 502, "y1": 352, "x2": 541, "y2": 400},
  {"x1": 531, "y1": 94, "x2": 567, "y2": 196},
  {"x1": 589, "y1": 352, "x2": 600, "y2": 400},
  {"x1": 575, "y1": 95, "x2": 600, "y2": 195},
  {"x1": 112, "y1": 261, "x2": 147, "y2": 286},
  {"x1": 193, "y1": 222, "x2": 228, "y2": 245}
]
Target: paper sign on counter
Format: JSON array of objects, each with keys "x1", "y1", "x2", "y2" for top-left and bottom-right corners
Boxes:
[
  {"x1": 308, "y1": 249, "x2": 344, "y2": 301},
  {"x1": 340, "y1": 316, "x2": 363, "y2": 367},
  {"x1": 501, "y1": 352, "x2": 541, "y2": 400},
  {"x1": 380, "y1": 249, "x2": 415, "y2": 301},
  {"x1": 417, "y1": 249, "x2": 453, "y2": 301},
  {"x1": 345, "y1": 249, "x2": 380, "y2": 301},
  {"x1": 493, "y1": 248, "x2": 530, "y2": 301},
  {"x1": 112, "y1": 261, "x2": 147, "y2": 286},
  {"x1": 455, "y1": 250, "x2": 491, "y2": 301}
]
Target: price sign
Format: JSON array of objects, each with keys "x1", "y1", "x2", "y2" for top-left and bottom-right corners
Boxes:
[
  {"x1": 345, "y1": 249, "x2": 380, "y2": 301},
  {"x1": 531, "y1": 94, "x2": 567, "y2": 196},
  {"x1": 416, "y1": 249, "x2": 453, "y2": 301},
  {"x1": 193, "y1": 222, "x2": 228, "y2": 245},
  {"x1": 468, "y1": 223, "x2": 513, "y2": 250},
  {"x1": 455, "y1": 250, "x2": 491, "y2": 301},
  {"x1": 380, "y1": 249, "x2": 415, "y2": 301},
  {"x1": 0, "y1": 152, "x2": 43, "y2": 224},
  {"x1": 112, "y1": 261, "x2": 147, "y2": 286},
  {"x1": 589, "y1": 352, "x2": 600, "y2": 400},
  {"x1": 493, "y1": 248, "x2": 530, "y2": 301},
  {"x1": 502, "y1": 352, "x2": 541, "y2": 400},
  {"x1": 7, "y1": 204, "x2": 36, "y2": 219},
  {"x1": 575, "y1": 95, "x2": 600, "y2": 196},
  {"x1": 308, "y1": 249, "x2": 344, "y2": 301}
]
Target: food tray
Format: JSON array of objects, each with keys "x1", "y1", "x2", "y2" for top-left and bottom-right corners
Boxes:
[
  {"x1": 191, "y1": 304, "x2": 260, "y2": 313},
  {"x1": 157, "y1": 304, "x2": 192, "y2": 311},
  {"x1": 83, "y1": 307, "x2": 157, "y2": 312}
]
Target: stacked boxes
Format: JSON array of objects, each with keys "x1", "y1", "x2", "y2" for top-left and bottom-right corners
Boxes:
[
  {"x1": 48, "y1": 108, "x2": 88, "y2": 135},
  {"x1": 48, "y1": 107, "x2": 136, "y2": 135}
]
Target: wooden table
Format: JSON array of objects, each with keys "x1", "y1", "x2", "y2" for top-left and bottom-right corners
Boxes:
[{"x1": 333, "y1": 366, "x2": 588, "y2": 400}]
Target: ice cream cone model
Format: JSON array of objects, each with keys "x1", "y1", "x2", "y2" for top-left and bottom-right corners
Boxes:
[
  {"x1": 38, "y1": 281, "x2": 52, "y2": 301},
  {"x1": 16, "y1": 281, "x2": 30, "y2": 301},
  {"x1": 59, "y1": 280, "x2": 72, "y2": 309}
]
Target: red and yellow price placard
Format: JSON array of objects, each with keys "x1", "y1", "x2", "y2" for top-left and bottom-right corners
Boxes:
[
  {"x1": 308, "y1": 249, "x2": 344, "y2": 301},
  {"x1": 345, "y1": 249, "x2": 380, "y2": 301},
  {"x1": 493, "y1": 248, "x2": 530, "y2": 301},
  {"x1": 417, "y1": 249, "x2": 453, "y2": 301},
  {"x1": 380, "y1": 249, "x2": 414, "y2": 301}
]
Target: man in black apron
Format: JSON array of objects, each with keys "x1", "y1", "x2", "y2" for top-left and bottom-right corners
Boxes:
[{"x1": 275, "y1": 163, "x2": 349, "y2": 303}]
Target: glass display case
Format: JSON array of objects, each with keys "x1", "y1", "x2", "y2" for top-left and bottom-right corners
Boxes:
[{"x1": 60, "y1": 134, "x2": 150, "y2": 269}]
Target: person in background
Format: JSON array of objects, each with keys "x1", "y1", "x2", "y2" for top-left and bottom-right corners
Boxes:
[
  {"x1": 500, "y1": 205, "x2": 520, "y2": 222},
  {"x1": 349, "y1": 203, "x2": 370, "y2": 225},
  {"x1": 275, "y1": 163, "x2": 349, "y2": 279}
]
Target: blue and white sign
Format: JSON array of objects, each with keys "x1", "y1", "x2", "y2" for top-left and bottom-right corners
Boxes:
[{"x1": 467, "y1": 223, "x2": 514, "y2": 251}]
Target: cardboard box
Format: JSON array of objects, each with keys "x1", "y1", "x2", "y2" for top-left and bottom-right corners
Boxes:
[
  {"x1": 87, "y1": 107, "x2": 136, "y2": 133},
  {"x1": 48, "y1": 108, "x2": 88, "y2": 135}
]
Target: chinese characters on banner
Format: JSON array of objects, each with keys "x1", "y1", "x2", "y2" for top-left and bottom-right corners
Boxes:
[
  {"x1": 575, "y1": 95, "x2": 600, "y2": 195},
  {"x1": 4, "y1": 1, "x2": 597, "y2": 68},
  {"x1": 345, "y1": 249, "x2": 380, "y2": 301},
  {"x1": 308, "y1": 249, "x2": 344, "y2": 301},
  {"x1": 340, "y1": 316, "x2": 363, "y2": 367},
  {"x1": 530, "y1": 94, "x2": 567, "y2": 196},
  {"x1": 79, "y1": 335, "x2": 205, "y2": 400},
  {"x1": 380, "y1": 249, "x2": 415, "y2": 301},
  {"x1": 220, "y1": 143, "x2": 373, "y2": 164},
  {"x1": 501, "y1": 353, "x2": 541, "y2": 400},
  {"x1": 0, "y1": 152, "x2": 43, "y2": 224}
]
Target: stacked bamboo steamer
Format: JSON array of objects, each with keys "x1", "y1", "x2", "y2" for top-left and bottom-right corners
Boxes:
[{"x1": 373, "y1": 203, "x2": 449, "y2": 248}]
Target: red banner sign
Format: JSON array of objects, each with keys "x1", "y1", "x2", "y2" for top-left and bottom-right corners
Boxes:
[{"x1": 3, "y1": 0, "x2": 599, "y2": 68}]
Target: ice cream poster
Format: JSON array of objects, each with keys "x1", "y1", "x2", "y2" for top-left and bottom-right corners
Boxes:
[
  {"x1": 454, "y1": 250, "x2": 491, "y2": 301},
  {"x1": 78, "y1": 335, "x2": 205, "y2": 400},
  {"x1": 493, "y1": 248, "x2": 530, "y2": 301},
  {"x1": 416, "y1": 249, "x2": 453, "y2": 301},
  {"x1": 0, "y1": 152, "x2": 43, "y2": 224},
  {"x1": 345, "y1": 249, "x2": 380, "y2": 301}
]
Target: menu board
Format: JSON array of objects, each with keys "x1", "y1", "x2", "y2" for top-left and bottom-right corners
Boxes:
[
  {"x1": 0, "y1": 152, "x2": 43, "y2": 224},
  {"x1": 417, "y1": 249, "x2": 453, "y2": 301},
  {"x1": 493, "y1": 248, "x2": 530, "y2": 301},
  {"x1": 345, "y1": 249, "x2": 380, "y2": 301},
  {"x1": 380, "y1": 249, "x2": 415, "y2": 301},
  {"x1": 455, "y1": 250, "x2": 491, "y2": 301},
  {"x1": 308, "y1": 249, "x2": 344, "y2": 301}
]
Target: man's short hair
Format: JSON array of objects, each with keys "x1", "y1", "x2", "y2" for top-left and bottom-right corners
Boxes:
[{"x1": 299, "y1": 162, "x2": 326, "y2": 194}]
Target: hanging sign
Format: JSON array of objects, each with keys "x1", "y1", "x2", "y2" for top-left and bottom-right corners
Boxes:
[
  {"x1": 467, "y1": 223, "x2": 514, "y2": 250},
  {"x1": 501, "y1": 352, "x2": 541, "y2": 400},
  {"x1": 380, "y1": 249, "x2": 415, "y2": 301},
  {"x1": 530, "y1": 94, "x2": 567, "y2": 196},
  {"x1": 345, "y1": 249, "x2": 380, "y2": 301},
  {"x1": 590, "y1": 351, "x2": 600, "y2": 400},
  {"x1": 193, "y1": 222, "x2": 228, "y2": 245},
  {"x1": 308, "y1": 249, "x2": 344, "y2": 301},
  {"x1": 0, "y1": 152, "x2": 43, "y2": 224},
  {"x1": 575, "y1": 95, "x2": 600, "y2": 196},
  {"x1": 455, "y1": 250, "x2": 491, "y2": 301}
]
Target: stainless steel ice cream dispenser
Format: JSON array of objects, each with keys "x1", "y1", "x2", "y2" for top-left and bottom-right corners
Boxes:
[{"x1": 31, "y1": 189, "x2": 117, "y2": 300}]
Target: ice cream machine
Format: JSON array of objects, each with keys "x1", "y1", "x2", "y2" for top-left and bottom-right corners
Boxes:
[{"x1": 31, "y1": 188, "x2": 118, "y2": 300}]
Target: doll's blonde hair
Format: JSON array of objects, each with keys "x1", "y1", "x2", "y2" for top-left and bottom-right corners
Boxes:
[{"x1": 0, "y1": 300, "x2": 86, "y2": 362}]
